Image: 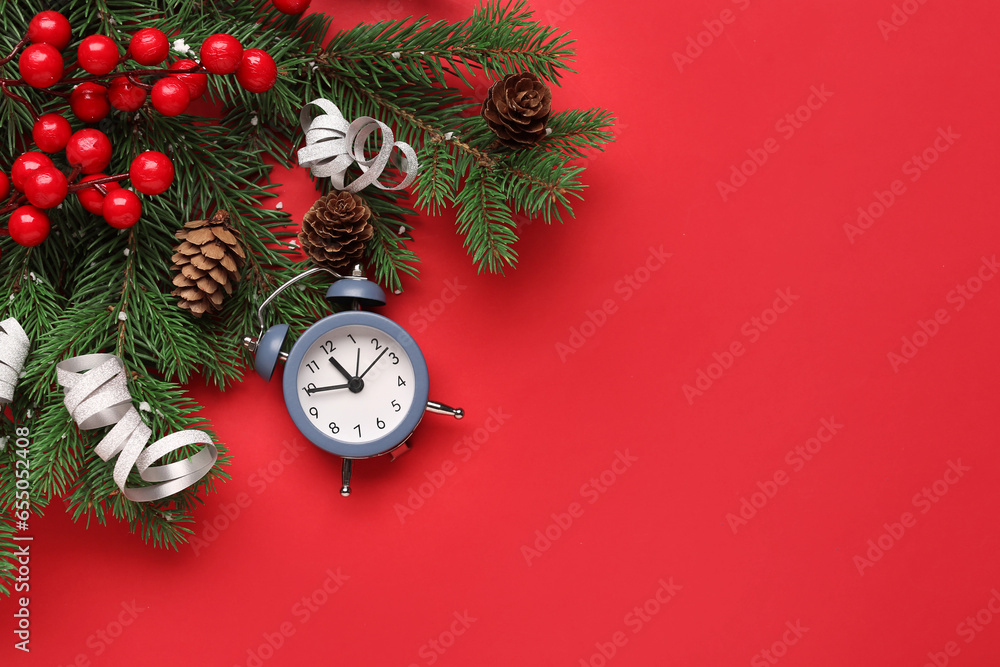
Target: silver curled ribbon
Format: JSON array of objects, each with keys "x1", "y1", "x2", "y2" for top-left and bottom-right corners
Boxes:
[
  {"x1": 0, "y1": 318, "x2": 30, "y2": 405},
  {"x1": 56, "y1": 354, "x2": 218, "y2": 503},
  {"x1": 297, "y1": 98, "x2": 419, "y2": 193}
]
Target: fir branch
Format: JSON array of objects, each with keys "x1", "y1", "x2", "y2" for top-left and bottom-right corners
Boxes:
[{"x1": 454, "y1": 166, "x2": 518, "y2": 274}]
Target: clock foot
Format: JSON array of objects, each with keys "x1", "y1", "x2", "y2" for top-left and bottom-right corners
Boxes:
[
  {"x1": 340, "y1": 458, "x2": 353, "y2": 497},
  {"x1": 426, "y1": 400, "x2": 464, "y2": 419}
]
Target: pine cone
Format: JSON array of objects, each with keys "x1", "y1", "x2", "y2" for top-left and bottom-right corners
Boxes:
[
  {"x1": 298, "y1": 191, "x2": 374, "y2": 271},
  {"x1": 170, "y1": 210, "x2": 245, "y2": 317},
  {"x1": 481, "y1": 72, "x2": 553, "y2": 149}
]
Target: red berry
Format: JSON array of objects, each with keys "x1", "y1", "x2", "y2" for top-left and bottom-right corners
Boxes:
[
  {"x1": 32, "y1": 113, "x2": 72, "y2": 153},
  {"x1": 11, "y1": 152, "x2": 54, "y2": 191},
  {"x1": 70, "y1": 82, "x2": 111, "y2": 123},
  {"x1": 27, "y1": 11, "x2": 72, "y2": 50},
  {"x1": 76, "y1": 173, "x2": 121, "y2": 214},
  {"x1": 0, "y1": 172, "x2": 9, "y2": 201},
  {"x1": 129, "y1": 151, "x2": 174, "y2": 195},
  {"x1": 65, "y1": 129, "x2": 112, "y2": 174},
  {"x1": 236, "y1": 49, "x2": 277, "y2": 93},
  {"x1": 78, "y1": 34, "x2": 120, "y2": 75},
  {"x1": 102, "y1": 189, "x2": 142, "y2": 229},
  {"x1": 108, "y1": 77, "x2": 147, "y2": 112},
  {"x1": 272, "y1": 0, "x2": 311, "y2": 14},
  {"x1": 151, "y1": 78, "x2": 190, "y2": 116},
  {"x1": 24, "y1": 167, "x2": 68, "y2": 209},
  {"x1": 168, "y1": 59, "x2": 208, "y2": 99},
  {"x1": 18, "y1": 43, "x2": 63, "y2": 88},
  {"x1": 200, "y1": 34, "x2": 243, "y2": 74},
  {"x1": 129, "y1": 28, "x2": 169, "y2": 66},
  {"x1": 8, "y1": 206, "x2": 51, "y2": 246}
]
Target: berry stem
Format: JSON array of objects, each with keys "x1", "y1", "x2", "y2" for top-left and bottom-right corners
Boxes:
[
  {"x1": 0, "y1": 35, "x2": 29, "y2": 66},
  {"x1": 0, "y1": 83, "x2": 38, "y2": 121},
  {"x1": 66, "y1": 172, "x2": 128, "y2": 193}
]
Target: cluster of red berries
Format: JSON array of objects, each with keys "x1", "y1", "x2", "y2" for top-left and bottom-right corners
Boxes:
[{"x1": 2, "y1": 11, "x2": 281, "y2": 248}]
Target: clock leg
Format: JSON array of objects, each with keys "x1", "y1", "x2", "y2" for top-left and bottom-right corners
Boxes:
[{"x1": 340, "y1": 458, "x2": 353, "y2": 497}]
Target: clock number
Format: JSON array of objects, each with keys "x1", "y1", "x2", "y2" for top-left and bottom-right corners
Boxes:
[
  {"x1": 302, "y1": 382, "x2": 316, "y2": 394},
  {"x1": 320, "y1": 340, "x2": 335, "y2": 354},
  {"x1": 354, "y1": 424, "x2": 362, "y2": 437},
  {"x1": 347, "y1": 334, "x2": 357, "y2": 344},
  {"x1": 391, "y1": 400, "x2": 401, "y2": 412},
  {"x1": 377, "y1": 417, "x2": 386, "y2": 430},
  {"x1": 371, "y1": 337, "x2": 382, "y2": 351},
  {"x1": 388, "y1": 352, "x2": 399, "y2": 365},
  {"x1": 397, "y1": 376, "x2": 406, "y2": 387},
  {"x1": 306, "y1": 360, "x2": 319, "y2": 373},
  {"x1": 309, "y1": 407, "x2": 319, "y2": 419},
  {"x1": 328, "y1": 422, "x2": 340, "y2": 434}
]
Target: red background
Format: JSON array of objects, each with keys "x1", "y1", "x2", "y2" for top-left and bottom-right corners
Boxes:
[{"x1": 8, "y1": 0, "x2": 1000, "y2": 665}]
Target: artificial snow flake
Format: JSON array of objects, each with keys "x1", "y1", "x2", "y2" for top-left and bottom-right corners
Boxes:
[
  {"x1": 444, "y1": 132, "x2": 454, "y2": 140},
  {"x1": 276, "y1": 202, "x2": 283, "y2": 209},
  {"x1": 545, "y1": 128, "x2": 553, "y2": 135},
  {"x1": 172, "y1": 38, "x2": 192, "y2": 55},
  {"x1": 139, "y1": 402, "x2": 152, "y2": 412},
  {"x1": 398, "y1": 225, "x2": 406, "y2": 234},
  {"x1": 394, "y1": 289, "x2": 402, "y2": 295},
  {"x1": 123, "y1": 248, "x2": 130, "y2": 256},
  {"x1": 118, "y1": 312, "x2": 128, "y2": 321},
  {"x1": 391, "y1": 52, "x2": 401, "y2": 59},
  {"x1": 250, "y1": 114, "x2": 259, "y2": 126}
]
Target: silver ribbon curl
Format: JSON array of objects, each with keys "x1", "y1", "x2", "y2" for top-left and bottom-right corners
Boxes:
[
  {"x1": 56, "y1": 354, "x2": 218, "y2": 503},
  {"x1": 0, "y1": 318, "x2": 30, "y2": 404},
  {"x1": 297, "y1": 98, "x2": 419, "y2": 193}
]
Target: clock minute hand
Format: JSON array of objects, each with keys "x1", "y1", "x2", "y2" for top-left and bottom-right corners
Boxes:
[
  {"x1": 329, "y1": 355, "x2": 354, "y2": 381},
  {"x1": 358, "y1": 348, "x2": 388, "y2": 379},
  {"x1": 306, "y1": 383, "x2": 350, "y2": 394}
]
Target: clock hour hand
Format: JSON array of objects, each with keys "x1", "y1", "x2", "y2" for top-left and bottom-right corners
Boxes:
[
  {"x1": 306, "y1": 383, "x2": 350, "y2": 394},
  {"x1": 358, "y1": 347, "x2": 388, "y2": 379},
  {"x1": 329, "y1": 355, "x2": 354, "y2": 381}
]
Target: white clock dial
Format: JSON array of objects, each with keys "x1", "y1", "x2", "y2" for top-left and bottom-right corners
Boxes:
[{"x1": 295, "y1": 324, "x2": 416, "y2": 444}]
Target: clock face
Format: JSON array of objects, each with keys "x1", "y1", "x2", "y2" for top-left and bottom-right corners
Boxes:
[{"x1": 294, "y1": 323, "x2": 417, "y2": 445}]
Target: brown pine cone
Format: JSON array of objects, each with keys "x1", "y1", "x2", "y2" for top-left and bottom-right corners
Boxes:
[
  {"x1": 298, "y1": 191, "x2": 374, "y2": 271},
  {"x1": 481, "y1": 72, "x2": 553, "y2": 149},
  {"x1": 170, "y1": 210, "x2": 245, "y2": 317}
]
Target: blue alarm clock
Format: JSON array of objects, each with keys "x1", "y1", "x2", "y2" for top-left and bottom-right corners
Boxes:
[{"x1": 243, "y1": 266, "x2": 463, "y2": 496}]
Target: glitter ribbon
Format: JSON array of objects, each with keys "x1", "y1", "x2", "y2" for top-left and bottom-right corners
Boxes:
[
  {"x1": 56, "y1": 354, "x2": 218, "y2": 503},
  {"x1": 297, "y1": 98, "x2": 419, "y2": 193},
  {"x1": 0, "y1": 318, "x2": 29, "y2": 404}
]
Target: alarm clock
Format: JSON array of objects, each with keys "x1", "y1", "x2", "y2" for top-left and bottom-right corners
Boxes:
[{"x1": 243, "y1": 266, "x2": 463, "y2": 496}]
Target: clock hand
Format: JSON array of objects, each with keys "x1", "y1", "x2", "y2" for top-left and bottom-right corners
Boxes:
[
  {"x1": 306, "y1": 383, "x2": 350, "y2": 395},
  {"x1": 355, "y1": 348, "x2": 360, "y2": 376},
  {"x1": 358, "y1": 347, "x2": 388, "y2": 379},
  {"x1": 329, "y1": 355, "x2": 354, "y2": 381}
]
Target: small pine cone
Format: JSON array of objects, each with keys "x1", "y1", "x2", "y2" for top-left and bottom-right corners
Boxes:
[
  {"x1": 170, "y1": 210, "x2": 246, "y2": 317},
  {"x1": 298, "y1": 191, "x2": 374, "y2": 271},
  {"x1": 481, "y1": 72, "x2": 553, "y2": 149}
]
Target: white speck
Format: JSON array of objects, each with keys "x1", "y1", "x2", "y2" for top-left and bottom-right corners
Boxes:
[
  {"x1": 0, "y1": 438, "x2": 6, "y2": 451},
  {"x1": 8, "y1": 295, "x2": 14, "y2": 301},
  {"x1": 288, "y1": 240, "x2": 298, "y2": 248},
  {"x1": 394, "y1": 289, "x2": 402, "y2": 295},
  {"x1": 26, "y1": 409, "x2": 32, "y2": 418},
  {"x1": 276, "y1": 202, "x2": 283, "y2": 209},
  {"x1": 545, "y1": 128, "x2": 553, "y2": 135},
  {"x1": 297, "y1": 284, "x2": 307, "y2": 291},
  {"x1": 138, "y1": 401, "x2": 151, "y2": 412},
  {"x1": 398, "y1": 225, "x2": 405, "y2": 234},
  {"x1": 171, "y1": 38, "x2": 192, "y2": 55},
  {"x1": 118, "y1": 312, "x2": 127, "y2": 321},
  {"x1": 57, "y1": 203, "x2": 63, "y2": 209},
  {"x1": 134, "y1": 113, "x2": 141, "y2": 121},
  {"x1": 391, "y1": 52, "x2": 401, "y2": 59},
  {"x1": 419, "y1": 51, "x2": 425, "y2": 55},
  {"x1": 250, "y1": 114, "x2": 258, "y2": 126},
  {"x1": 123, "y1": 248, "x2": 130, "y2": 256},
  {"x1": 444, "y1": 131, "x2": 454, "y2": 140}
]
